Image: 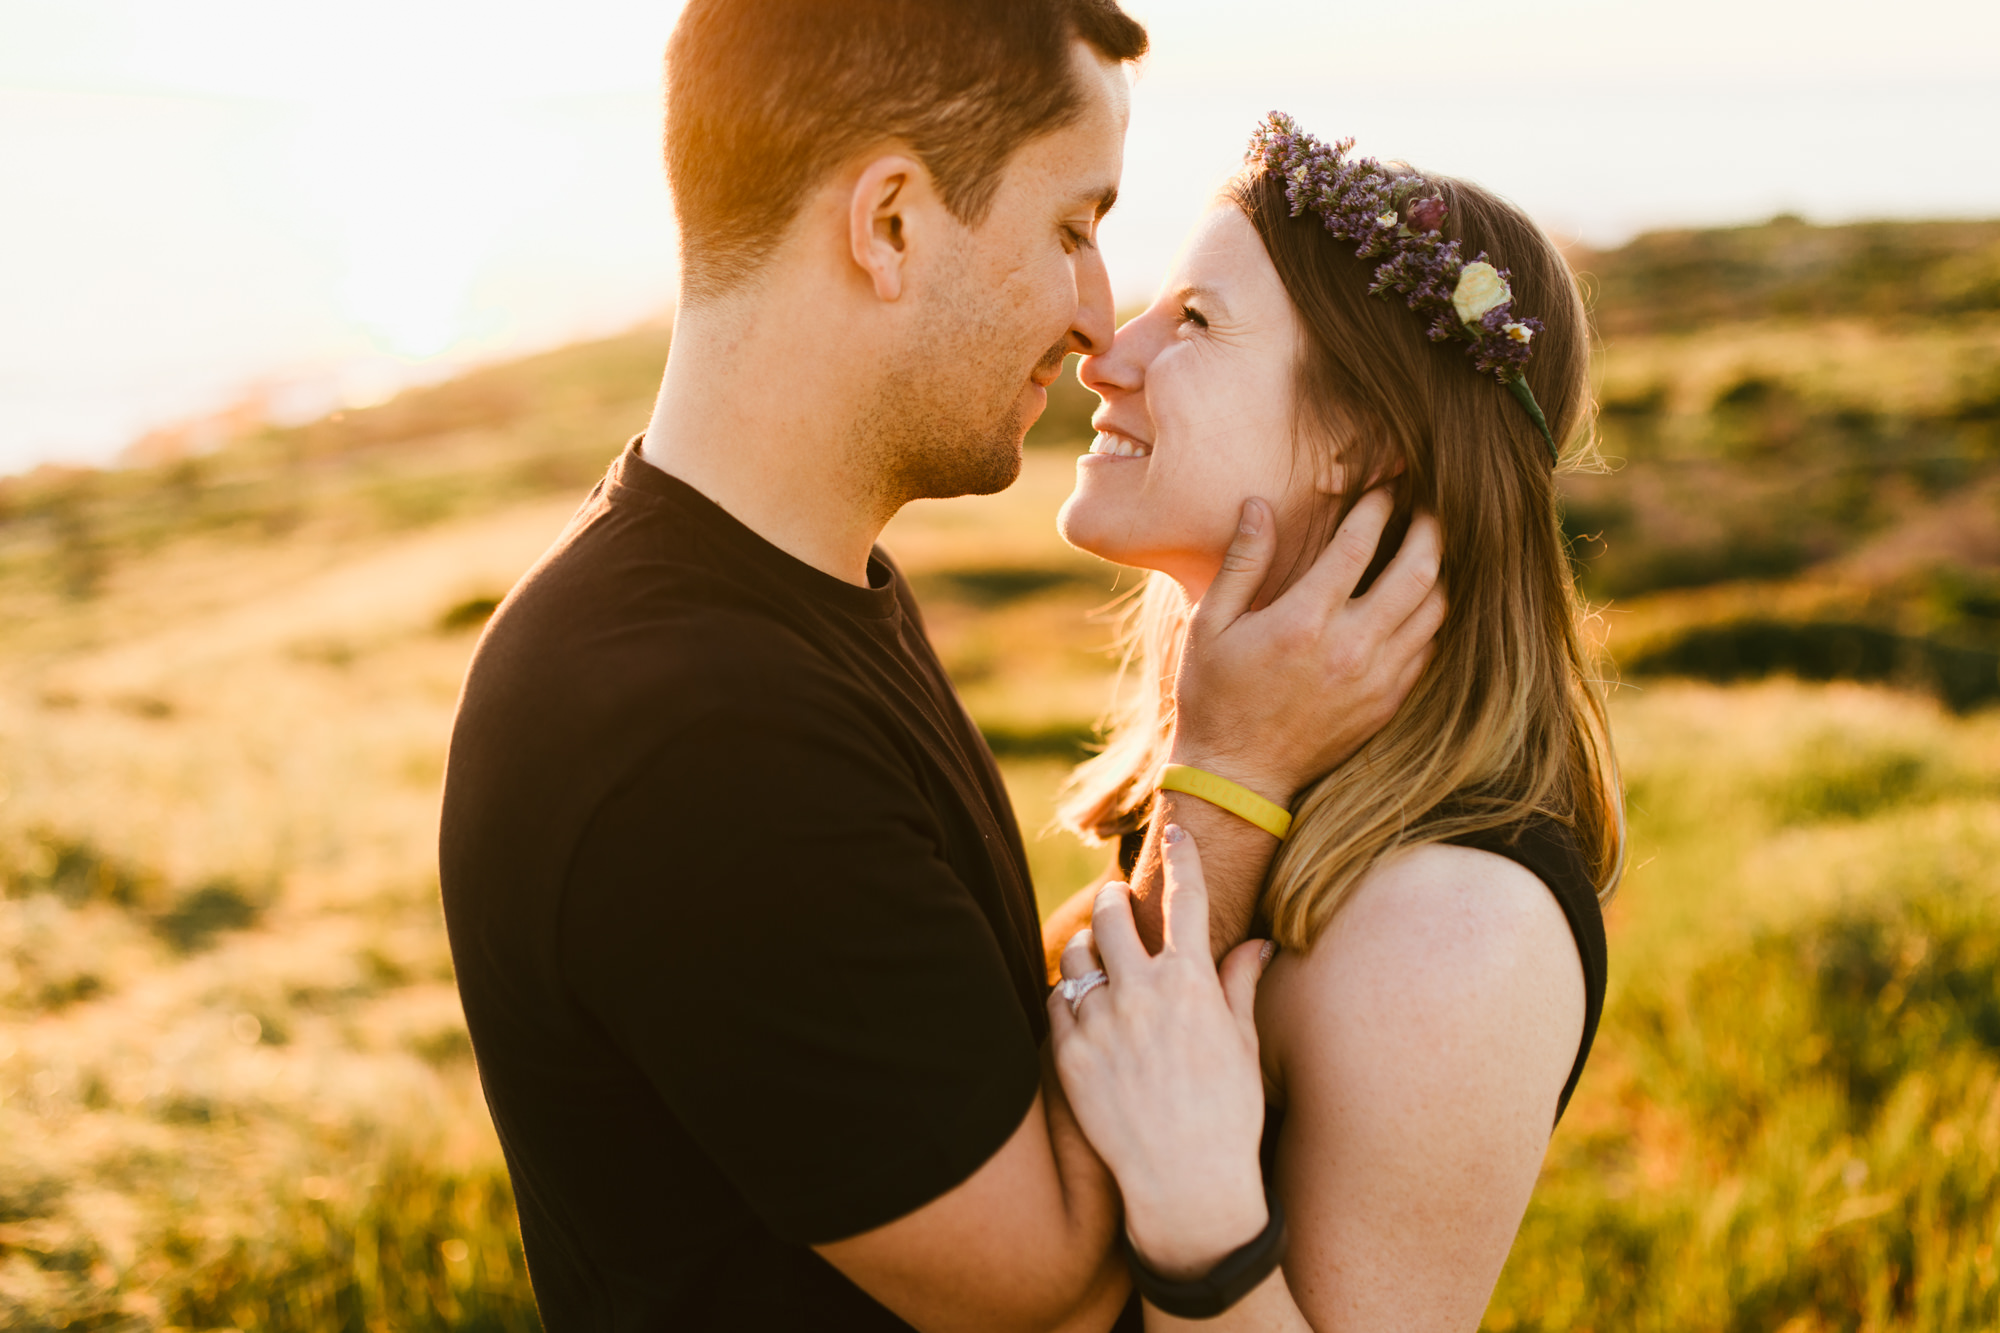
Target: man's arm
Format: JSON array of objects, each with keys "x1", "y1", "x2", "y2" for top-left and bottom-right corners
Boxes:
[{"x1": 817, "y1": 1058, "x2": 1130, "y2": 1333}]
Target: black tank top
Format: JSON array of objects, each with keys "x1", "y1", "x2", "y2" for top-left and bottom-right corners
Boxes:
[{"x1": 1116, "y1": 814, "x2": 1606, "y2": 1125}]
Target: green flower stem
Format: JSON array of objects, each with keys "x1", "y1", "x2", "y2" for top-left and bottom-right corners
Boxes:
[{"x1": 1507, "y1": 374, "x2": 1558, "y2": 464}]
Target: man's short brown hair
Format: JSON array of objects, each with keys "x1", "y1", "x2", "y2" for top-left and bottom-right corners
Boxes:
[{"x1": 665, "y1": 0, "x2": 1147, "y2": 302}]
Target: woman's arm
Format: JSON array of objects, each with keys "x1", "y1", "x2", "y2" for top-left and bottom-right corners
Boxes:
[{"x1": 1052, "y1": 832, "x2": 1585, "y2": 1332}]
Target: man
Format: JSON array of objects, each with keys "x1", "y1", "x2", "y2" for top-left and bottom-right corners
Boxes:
[{"x1": 439, "y1": 1, "x2": 1440, "y2": 1329}]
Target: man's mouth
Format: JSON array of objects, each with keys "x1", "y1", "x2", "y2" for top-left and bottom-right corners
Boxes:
[{"x1": 1087, "y1": 430, "x2": 1152, "y2": 459}]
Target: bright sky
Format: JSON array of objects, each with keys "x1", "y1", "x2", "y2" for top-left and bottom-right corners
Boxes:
[{"x1": 3, "y1": 0, "x2": 1997, "y2": 473}]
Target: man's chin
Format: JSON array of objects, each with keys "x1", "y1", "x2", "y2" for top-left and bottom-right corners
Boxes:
[
  {"x1": 876, "y1": 373, "x2": 1040, "y2": 503},
  {"x1": 894, "y1": 422, "x2": 1024, "y2": 503},
  {"x1": 945, "y1": 396, "x2": 1037, "y2": 498},
  {"x1": 974, "y1": 398, "x2": 1041, "y2": 495},
  {"x1": 943, "y1": 433, "x2": 1025, "y2": 499}
]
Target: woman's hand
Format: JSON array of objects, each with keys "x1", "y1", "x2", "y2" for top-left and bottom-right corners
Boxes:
[
  {"x1": 1170, "y1": 491, "x2": 1445, "y2": 805},
  {"x1": 1048, "y1": 825, "x2": 1274, "y2": 1281}
]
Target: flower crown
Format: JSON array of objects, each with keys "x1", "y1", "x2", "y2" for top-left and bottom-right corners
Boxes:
[{"x1": 1246, "y1": 112, "x2": 1558, "y2": 464}]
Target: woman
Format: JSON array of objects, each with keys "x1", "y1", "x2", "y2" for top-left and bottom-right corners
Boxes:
[{"x1": 1046, "y1": 115, "x2": 1624, "y2": 1329}]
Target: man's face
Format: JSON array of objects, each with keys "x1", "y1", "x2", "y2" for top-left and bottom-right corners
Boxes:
[{"x1": 872, "y1": 41, "x2": 1130, "y2": 506}]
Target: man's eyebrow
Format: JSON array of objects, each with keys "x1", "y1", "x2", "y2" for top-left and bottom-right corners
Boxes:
[{"x1": 1068, "y1": 184, "x2": 1119, "y2": 219}]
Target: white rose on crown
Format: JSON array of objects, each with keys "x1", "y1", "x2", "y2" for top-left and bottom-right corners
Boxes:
[{"x1": 1452, "y1": 262, "x2": 1511, "y2": 327}]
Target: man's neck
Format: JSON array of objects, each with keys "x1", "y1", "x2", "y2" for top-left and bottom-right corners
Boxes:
[{"x1": 640, "y1": 296, "x2": 892, "y2": 587}]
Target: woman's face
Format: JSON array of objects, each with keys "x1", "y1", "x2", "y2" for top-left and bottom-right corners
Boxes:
[{"x1": 1058, "y1": 202, "x2": 1335, "y2": 600}]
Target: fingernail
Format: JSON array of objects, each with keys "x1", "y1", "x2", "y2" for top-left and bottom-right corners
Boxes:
[
  {"x1": 1239, "y1": 499, "x2": 1264, "y2": 536},
  {"x1": 1260, "y1": 940, "x2": 1278, "y2": 964},
  {"x1": 1162, "y1": 823, "x2": 1186, "y2": 846}
]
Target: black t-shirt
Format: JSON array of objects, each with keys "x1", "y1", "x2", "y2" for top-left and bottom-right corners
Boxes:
[{"x1": 440, "y1": 440, "x2": 1049, "y2": 1330}]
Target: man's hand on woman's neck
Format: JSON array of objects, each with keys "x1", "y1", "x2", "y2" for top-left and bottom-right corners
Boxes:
[{"x1": 1128, "y1": 493, "x2": 1448, "y2": 960}]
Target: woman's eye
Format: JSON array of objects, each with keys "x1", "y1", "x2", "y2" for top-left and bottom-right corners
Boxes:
[
  {"x1": 1179, "y1": 304, "x2": 1208, "y2": 330},
  {"x1": 1061, "y1": 225, "x2": 1093, "y2": 254}
]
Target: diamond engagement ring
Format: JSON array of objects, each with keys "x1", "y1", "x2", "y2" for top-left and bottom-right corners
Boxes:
[{"x1": 1058, "y1": 969, "x2": 1109, "y2": 1015}]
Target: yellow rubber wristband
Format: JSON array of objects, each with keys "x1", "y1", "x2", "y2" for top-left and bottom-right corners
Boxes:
[{"x1": 1159, "y1": 764, "x2": 1293, "y2": 841}]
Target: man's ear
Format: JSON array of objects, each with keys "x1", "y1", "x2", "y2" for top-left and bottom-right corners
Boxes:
[{"x1": 848, "y1": 154, "x2": 930, "y2": 303}]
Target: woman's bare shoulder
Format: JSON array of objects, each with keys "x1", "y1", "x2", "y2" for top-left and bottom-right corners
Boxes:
[
  {"x1": 1248, "y1": 843, "x2": 1590, "y2": 1326},
  {"x1": 1255, "y1": 840, "x2": 1585, "y2": 1114}
]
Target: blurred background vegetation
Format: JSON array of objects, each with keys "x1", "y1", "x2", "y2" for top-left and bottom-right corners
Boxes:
[{"x1": 3, "y1": 214, "x2": 2000, "y2": 1329}]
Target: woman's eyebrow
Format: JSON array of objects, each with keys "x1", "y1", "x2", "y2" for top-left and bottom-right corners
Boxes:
[{"x1": 1174, "y1": 284, "x2": 1230, "y2": 319}]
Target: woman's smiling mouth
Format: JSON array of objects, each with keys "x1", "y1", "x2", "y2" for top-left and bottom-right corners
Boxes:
[{"x1": 1088, "y1": 430, "x2": 1152, "y2": 459}]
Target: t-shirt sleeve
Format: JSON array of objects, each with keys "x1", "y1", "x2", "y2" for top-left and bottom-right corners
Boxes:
[{"x1": 558, "y1": 639, "x2": 1042, "y2": 1246}]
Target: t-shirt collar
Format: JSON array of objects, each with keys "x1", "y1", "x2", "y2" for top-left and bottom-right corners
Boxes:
[{"x1": 606, "y1": 436, "x2": 901, "y2": 621}]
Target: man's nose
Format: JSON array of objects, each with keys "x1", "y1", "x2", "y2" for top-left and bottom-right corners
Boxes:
[{"x1": 1065, "y1": 246, "x2": 1115, "y2": 357}]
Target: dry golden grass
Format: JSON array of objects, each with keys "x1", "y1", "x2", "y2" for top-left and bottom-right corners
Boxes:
[{"x1": 0, "y1": 445, "x2": 1135, "y2": 1325}]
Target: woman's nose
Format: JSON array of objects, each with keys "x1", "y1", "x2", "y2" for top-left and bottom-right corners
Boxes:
[{"x1": 1078, "y1": 313, "x2": 1151, "y2": 400}]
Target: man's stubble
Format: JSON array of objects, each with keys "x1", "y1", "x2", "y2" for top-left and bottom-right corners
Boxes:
[{"x1": 859, "y1": 266, "x2": 1069, "y2": 515}]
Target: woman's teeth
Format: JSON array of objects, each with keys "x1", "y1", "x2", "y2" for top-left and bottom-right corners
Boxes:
[{"x1": 1089, "y1": 432, "x2": 1152, "y2": 459}]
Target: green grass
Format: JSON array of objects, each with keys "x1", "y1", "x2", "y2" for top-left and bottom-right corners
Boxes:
[
  {"x1": 1485, "y1": 682, "x2": 2000, "y2": 1330},
  {"x1": 1000, "y1": 757, "x2": 1117, "y2": 919},
  {"x1": 153, "y1": 1156, "x2": 541, "y2": 1333},
  {"x1": 1493, "y1": 888, "x2": 2000, "y2": 1332}
]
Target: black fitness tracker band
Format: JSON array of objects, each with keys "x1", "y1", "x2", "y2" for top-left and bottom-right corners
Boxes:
[{"x1": 1122, "y1": 1188, "x2": 1287, "y2": 1320}]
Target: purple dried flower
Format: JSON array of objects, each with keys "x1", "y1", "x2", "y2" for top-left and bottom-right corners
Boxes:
[
  {"x1": 1245, "y1": 112, "x2": 1540, "y2": 390},
  {"x1": 1243, "y1": 112, "x2": 1559, "y2": 461},
  {"x1": 1406, "y1": 197, "x2": 1448, "y2": 233}
]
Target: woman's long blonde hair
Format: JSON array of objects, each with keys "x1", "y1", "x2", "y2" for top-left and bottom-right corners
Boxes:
[{"x1": 1058, "y1": 165, "x2": 1624, "y2": 951}]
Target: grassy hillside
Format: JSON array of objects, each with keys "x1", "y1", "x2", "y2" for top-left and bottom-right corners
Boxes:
[
  {"x1": 4, "y1": 217, "x2": 2000, "y2": 1328},
  {"x1": 1576, "y1": 217, "x2": 2000, "y2": 335},
  {"x1": 1555, "y1": 218, "x2": 2000, "y2": 710}
]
